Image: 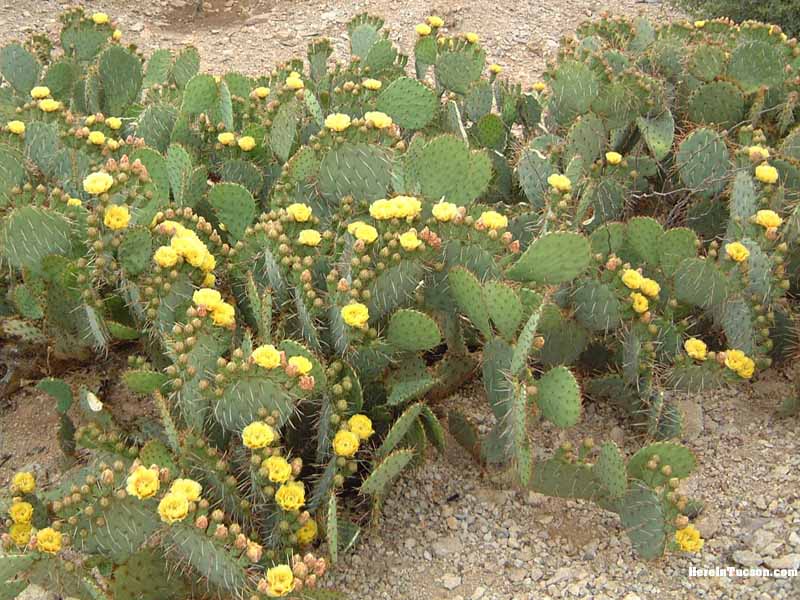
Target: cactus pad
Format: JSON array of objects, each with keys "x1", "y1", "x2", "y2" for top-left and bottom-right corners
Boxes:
[
  {"x1": 535, "y1": 365, "x2": 581, "y2": 428},
  {"x1": 386, "y1": 309, "x2": 441, "y2": 352},
  {"x1": 507, "y1": 232, "x2": 591, "y2": 284},
  {"x1": 376, "y1": 77, "x2": 437, "y2": 130}
]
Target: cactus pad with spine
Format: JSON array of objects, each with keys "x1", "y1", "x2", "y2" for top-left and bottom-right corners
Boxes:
[
  {"x1": 386, "y1": 309, "x2": 441, "y2": 352},
  {"x1": 448, "y1": 266, "x2": 492, "y2": 338},
  {"x1": 360, "y1": 449, "x2": 415, "y2": 497},
  {"x1": 484, "y1": 281, "x2": 523, "y2": 341},
  {"x1": 549, "y1": 59, "x2": 599, "y2": 124},
  {"x1": 658, "y1": 227, "x2": 698, "y2": 277},
  {"x1": 673, "y1": 257, "x2": 728, "y2": 310},
  {"x1": 535, "y1": 365, "x2": 581, "y2": 428},
  {"x1": 687, "y1": 81, "x2": 744, "y2": 128},
  {"x1": 727, "y1": 40, "x2": 786, "y2": 93},
  {"x1": 376, "y1": 76, "x2": 437, "y2": 130},
  {"x1": 507, "y1": 232, "x2": 591, "y2": 284},
  {"x1": 636, "y1": 112, "x2": 674, "y2": 161},
  {"x1": 676, "y1": 128, "x2": 730, "y2": 197},
  {"x1": 99, "y1": 45, "x2": 143, "y2": 115},
  {"x1": 1, "y1": 206, "x2": 73, "y2": 274},
  {"x1": 0, "y1": 43, "x2": 40, "y2": 95},
  {"x1": 536, "y1": 304, "x2": 589, "y2": 367},
  {"x1": 618, "y1": 481, "x2": 666, "y2": 560},
  {"x1": 573, "y1": 280, "x2": 621, "y2": 332},
  {"x1": 207, "y1": 183, "x2": 255, "y2": 242},
  {"x1": 319, "y1": 142, "x2": 393, "y2": 203},
  {"x1": 406, "y1": 134, "x2": 492, "y2": 204}
]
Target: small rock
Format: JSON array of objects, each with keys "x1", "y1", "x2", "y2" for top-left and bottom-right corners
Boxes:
[
  {"x1": 546, "y1": 566, "x2": 572, "y2": 586},
  {"x1": 732, "y1": 550, "x2": 764, "y2": 567},
  {"x1": 622, "y1": 594, "x2": 642, "y2": 600},
  {"x1": 789, "y1": 531, "x2": 800, "y2": 547},
  {"x1": 695, "y1": 513, "x2": 721, "y2": 539},
  {"x1": 442, "y1": 574, "x2": 462, "y2": 591},
  {"x1": 432, "y1": 536, "x2": 462, "y2": 558},
  {"x1": 508, "y1": 567, "x2": 526, "y2": 583},
  {"x1": 446, "y1": 516, "x2": 459, "y2": 530},
  {"x1": 766, "y1": 554, "x2": 800, "y2": 570},
  {"x1": 754, "y1": 496, "x2": 768, "y2": 510},
  {"x1": 749, "y1": 528, "x2": 776, "y2": 553},
  {"x1": 245, "y1": 13, "x2": 272, "y2": 26},
  {"x1": 677, "y1": 398, "x2": 703, "y2": 438},
  {"x1": 471, "y1": 586, "x2": 486, "y2": 600},
  {"x1": 610, "y1": 426, "x2": 624, "y2": 447}
]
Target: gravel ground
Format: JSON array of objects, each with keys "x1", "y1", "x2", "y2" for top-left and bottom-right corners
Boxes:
[
  {"x1": 4, "y1": 1, "x2": 800, "y2": 599},
  {"x1": 0, "y1": 0, "x2": 678, "y2": 86},
  {"x1": 325, "y1": 376, "x2": 800, "y2": 600}
]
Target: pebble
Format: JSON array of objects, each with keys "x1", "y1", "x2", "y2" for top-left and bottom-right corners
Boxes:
[
  {"x1": 732, "y1": 550, "x2": 764, "y2": 567},
  {"x1": 442, "y1": 574, "x2": 462, "y2": 590}
]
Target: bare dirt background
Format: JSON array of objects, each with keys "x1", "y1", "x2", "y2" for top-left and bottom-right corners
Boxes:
[{"x1": 2, "y1": 1, "x2": 800, "y2": 600}]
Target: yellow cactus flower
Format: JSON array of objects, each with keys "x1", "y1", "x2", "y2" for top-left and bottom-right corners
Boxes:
[
  {"x1": 275, "y1": 481, "x2": 305, "y2": 511},
  {"x1": 126, "y1": 465, "x2": 160, "y2": 499},
  {"x1": 465, "y1": 32, "x2": 479, "y2": 43},
  {"x1": 332, "y1": 429, "x2": 360, "y2": 457},
  {"x1": 255, "y1": 86, "x2": 270, "y2": 98},
  {"x1": 754, "y1": 209, "x2": 782, "y2": 229},
  {"x1": 723, "y1": 349, "x2": 747, "y2": 372},
  {"x1": 152, "y1": 246, "x2": 177, "y2": 268},
  {"x1": 242, "y1": 421, "x2": 276, "y2": 449},
  {"x1": 364, "y1": 110, "x2": 393, "y2": 129},
  {"x1": 30, "y1": 86, "x2": 50, "y2": 99},
  {"x1": 288, "y1": 355, "x2": 313, "y2": 375},
  {"x1": 202, "y1": 272, "x2": 216, "y2": 287},
  {"x1": 92, "y1": 12, "x2": 110, "y2": 24},
  {"x1": 693, "y1": 20, "x2": 705, "y2": 28},
  {"x1": 737, "y1": 356, "x2": 755, "y2": 379},
  {"x1": 362, "y1": 78, "x2": 382, "y2": 91},
  {"x1": 426, "y1": 15, "x2": 444, "y2": 27},
  {"x1": 287, "y1": 202, "x2": 312, "y2": 222},
  {"x1": 211, "y1": 301, "x2": 236, "y2": 327},
  {"x1": 395, "y1": 195, "x2": 422, "y2": 218},
  {"x1": 10, "y1": 523, "x2": 32, "y2": 547},
  {"x1": 755, "y1": 164, "x2": 778, "y2": 184},
  {"x1": 725, "y1": 242, "x2": 750, "y2": 262},
  {"x1": 252, "y1": 344, "x2": 281, "y2": 369},
  {"x1": 630, "y1": 292, "x2": 649, "y2": 314},
  {"x1": 265, "y1": 564, "x2": 295, "y2": 597},
  {"x1": 369, "y1": 199, "x2": 394, "y2": 220},
  {"x1": 605, "y1": 151, "x2": 622, "y2": 165},
  {"x1": 12, "y1": 471, "x2": 35, "y2": 493},
  {"x1": 238, "y1": 136, "x2": 256, "y2": 151},
  {"x1": 684, "y1": 338, "x2": 707, "y2": 361},
  {"x1": 747, "y1": 145, "x2": 769, "y2": 162},
  {"x1": 35, "y1": 527, "x2": 62, "y2": 554},
  {"x1": 298, "y1": 229, "x2": 322, "y2": 247},
  {"x1": 324, "y1": 113, "x2": 351, "y2": 132},
  {"x1": 264, "y1": 455, "x2": 292, "y2": 483},
  {"x1": 169, "y1": 478, "x2": 202, "y2": 502},
  {"x1": 347, "y1": 221, "x2": 366, "y2": 234},
  {"x1": 106, "y1": 139, "x2": 120, "y2": 151},
  {"x1": 158, "y1": 492, "x2": 190, "y2": 524},
  {"x1": 296, "y1": 518, "x2": 318, "y2": 545},
  {"x1": 104, "y1": 205, "x2": 131, "y2": 230},
  {"x1": 67, "y1": 197, "x2": 82, "y2": 207},
  {"x1": 532, "y1": 82, "x2": 547, "y2": 92},
  {"x1": 489, "y1": 64, "x2": 502, "y2": 74},
  {"x1": 88, "y1": 131, "x2": 106, "y2": 145},
  {"x1": 353, "y1": 223, "x2": 378, "y2": 244},
  {"x1": 7, "y1": 120, "x2": 25, "y2": 135},
  {"x1": 112, "y1": 29, "x2": 122, "y2": 41},
  {"x1": 348, "y1": 414, "x2": 374, "y2": 440},
  {"x1": 218, "y1": 132, "x2": 235, "y2": 146},
  {"x1": 83, "y1": 171, "x2": 114, "y2": 195},
  {"x1": 39, "y1": 98, "x2": 61, "y2": 112},
  {"x1": 620, "y1": 269, "x2": 643, "y2": 290},
  {"x1": 478, "y1": 210, "x2": 508, "y2": 230},
  {"x1": 675, "y1": 524, "x2": 704, "y2": 552},
  {"x1": 341, "y1": 303, "x2": 369, "y2": 329},
  {"x1": 547, "y1": 173, "x2": 572, "y2": 193},
  {"x1": 432, "y1": 201, "x2": 459, "y2": 222},
  {"x1": 192, "y1": 287, "x2": 222, "y2": 310},
  {"x1": 285, "y1": 75, "x2": 304, "y2": 90},
  {"x1": 639, "y1": 278, "x2": 660, "y2": 298},
  {"x1": 416, "y1": 23, "x2": 432, "y2": 36},
  {"x1": 85, "y1": 115, "x2": 96, "y2": 126},
  {"x1": 9, "y1": 501, "x2": 33, "y2": 524},
  {"x1": 106, "y1": 117, "x2": 122, "y2": 130},
  {"x1": 399, "y1": 229, "x2": 422, "y2": 250}
]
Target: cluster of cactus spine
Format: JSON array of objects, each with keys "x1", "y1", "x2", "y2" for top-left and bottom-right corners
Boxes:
[{"x1": 1, "y1": 7, "x2": 799, "y2": 599}]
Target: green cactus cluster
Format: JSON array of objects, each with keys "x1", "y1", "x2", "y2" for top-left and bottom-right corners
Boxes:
[{"x1": 1, "y1": 8, "x2": 799, "y2": 599}]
